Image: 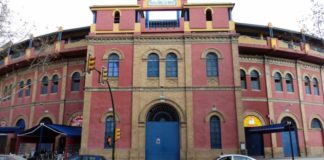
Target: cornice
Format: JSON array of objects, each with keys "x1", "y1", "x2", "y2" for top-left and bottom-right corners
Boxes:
[
  {"x1": 298, "y1": 61, "x2": 321, "y2": 72},
  {"x1": 88, "y1": 32, "x2": 235, "y2": 44},
  {"x1": 268, "y1": 57, "x2": 295, "y2": 67},
  {"x1": 239, "y1": 55, "x2": 263, "y2": 64}
]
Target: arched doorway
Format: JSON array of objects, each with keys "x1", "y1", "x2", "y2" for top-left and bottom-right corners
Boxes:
[
  {"x1": 16, "y1": 119, "x2": 26, "y2": 130},
  {"x1": 281, "y1": 117, "x2": 299, "y2": 157},
  {"x1": 244, "y1": 115, "x2": 264, "y2": 156},
  {"x1": 39, "y1": 117, "x2": 53, "y2": 124},
  {"x1": 145, "y1": 104, "x2": 180, "y2": 160}
]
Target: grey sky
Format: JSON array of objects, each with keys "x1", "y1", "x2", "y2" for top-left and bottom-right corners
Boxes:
[{"x1": 8, "y1": 0, "x2": 314, "y2": 37}]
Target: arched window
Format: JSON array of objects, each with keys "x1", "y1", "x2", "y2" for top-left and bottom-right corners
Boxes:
[
  {"x1": 206, "y1": 9, "x2": 212, "y2": 21},
  {"x1": 210, "y1": 116, "x2": 221, "y2": 149},
  {"x1": 166, "y1": 53, "x2": 178, "y2": 77},
  {"x1": 313, "y1": 78, "x2": 320, "y2": 95},
  {"x1": 311, "y1": 118, "x2": 322, "y2": 129},
  {"x1": 274, "y1": 72, "x2": 283, "y2": 91},
  {"x1": 16, "y1": 119, "x2": 26, "y2": 130},
  {"x1": 41, "y1": 76, "x2": 49, "y2": 94},
  {"x1": 104, "y1": 116, "x2": 114, "y2": 149},
  {"x1": 18, "y1": 81, "x2": 24, "y2": 97},
  {"x1": 25, "y1": 79, "x2": 32, "y2": 96},
  {"x1": 286, "y1": 74, "x2": 294, "y2": 92},
  {"x1": 51, "y1": 75, "x2": 59, "y2": 93},
  {"x1": 71, "y1": 72, "x2": 81, "y2": 91},
  {"x1": 114, "y1": 11, "x2": 120, "y2": 23},
  {"x1": 147, "y1": 53, "x2": 159, "y2": 77},
  {"x1": 39, "y1": 117, "x2": 53, "y2": 124},
  {"x1": 250, "y1": 70, "x2": 260, "y2": 90},
  {"x1": 304, "y1": 76, "x2": 311, "y2": 94},
  {"x1": 206, "y1": 53, "x2": 218, "y2": 77},
  {"x1": 108, "y1": 54, "x2": 119, "y2": 77},
  {"x1": 240, "y1": 69, "x2": 247, "y2": 89}
]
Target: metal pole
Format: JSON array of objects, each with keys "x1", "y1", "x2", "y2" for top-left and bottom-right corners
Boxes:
[
  {"x1": 38, "y1": 123, "x2": 44, "y2": 152},
  {"x1": 288, "y1": 122, "x2": 294, "y2": 160},
  {"x1": 105, "y1": 80, "x2": 116, "y2": 160}
]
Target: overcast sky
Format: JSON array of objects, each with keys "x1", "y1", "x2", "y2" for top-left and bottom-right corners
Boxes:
[{"x1": 8, "y1": 0, "x2": 315, "y2": 37}]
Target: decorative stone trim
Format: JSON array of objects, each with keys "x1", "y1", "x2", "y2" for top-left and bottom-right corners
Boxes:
[
  {"x1": 277, "y1": 112, "x2": 301, "y2": 129},
  {"x1": 243, "y1": 111, "x2": 267, "y2": 125},
  {"x1": 100, "y1": 111, "x2": 120, "y2": 123},
  {"x1": 12, "y1": 115, "x2": 28, "y2": 127},
  {"x1": 102, "y1": 48, "x2": 125, "y2": 60},
  {"x1": 308, "y1": 114, "x2": 324, "y2": 129},
  {"x1": 205, "y1": 111, "x2": 225, "y2": 123}
]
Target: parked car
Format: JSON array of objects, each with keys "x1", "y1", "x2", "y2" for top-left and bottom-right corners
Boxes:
[
  {"x1": 215, "y1": 154, "x2": 256, "y2": 160},
  {"x1": 0, "y1": 154, "x2": 26, "y2": 160},
  {"x1": 68, "y1": 155, "x2": 106, "y2": 160}
]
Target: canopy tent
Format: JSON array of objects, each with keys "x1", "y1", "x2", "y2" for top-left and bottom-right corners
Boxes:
[
  {"x1": 246, "y1": 123, "x2": 294, "y2": 134},
  {"x1": 17, "y1": 123, "x2": 81, "y2": 137},
  {"x1": 0, "y1": 126, "x2": 23, "y2": 134}
]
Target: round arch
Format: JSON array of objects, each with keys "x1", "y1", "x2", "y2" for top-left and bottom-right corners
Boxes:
[
  {"x1": 283, "y1": 71, "x2": 296, "y2": 79},
  {"x1": 201, "y1": 48, "x2": 223, "y2": 59},
  {"x1": 271, "y1": 70, "x2": 284, "y2": 77},
  {"x1": 205, "y1": 111, "x2": 225, "y2": 123},
  {"x1": 100, "y1": 111, "x2": 121, "y2": 123},
  {"x1": 240, "y1": 67, "x2": 248, "y2": 74},
  {"x1": 139, "y1": 99, "x2": 185, "y2": 123},
  {"x1": 164, "y1": 48, "x2": 182, "y2": 60},
  {"x1": 142, "y1": 49, "x2": 163, "y2": 60},
  {"x1": 247, "y1": 67, "x2": 262, "y2": 76},
  {"x1": 66, "y1": 112, "x2": 83, "y2": 126},
  {"x1": 277, "y1": 112, "x2": 301, "y2": 129},
  {"x1": 12, "y1": 115, "x2": 28, "y2": 127},
  {"x1": 103, "y1": 48, "x2": 124, "y2": 60},
  {"x1": 36, "y1": 114, "x2": 56, "y2": 125},
  {"x1": 243, "y1": 111, "x2": 267, "y2": 126},
  {"x1": 309, "y1": 114, "x2": 324, "y2": 129},
  {"x1": 204, "y1": 7, "x2": 214, "y2": 14}
]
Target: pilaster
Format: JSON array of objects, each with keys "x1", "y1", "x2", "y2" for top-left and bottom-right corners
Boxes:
[
  {"x1": 231, "y1": 37, "x2": 245, "y2": 146},
  {"x1": 184, "y1": 40, "x2": 194, "y2": 159},
  {"x1": 296, "y1": 61, "x2": 308, "y2": 156},
  {"x1": 264, "y1": 57, "x2": 276, "y2": 156},
  {"x1": 321, "y1": 66, "x2": 324, "y2": 102},
  {"x1": 80, "y1": 45, "x2": 94, "y2": 153},
  {"x1": 29, "y1": 69, "x2": 38, "y2": 128},
  {"x1": 8, "y1": 75, "x2": 17, "y2": 125},
  {"x1": 58, "y1": 62, "x2": 68, "y2": 124}
]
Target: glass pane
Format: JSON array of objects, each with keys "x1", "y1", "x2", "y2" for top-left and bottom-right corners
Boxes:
[
  {"x1": 210, "y1": 116, "x2": 221, "y2": 149},
  {"x1": 166, "y1": 53, "x2": 178, "y2": 77}
]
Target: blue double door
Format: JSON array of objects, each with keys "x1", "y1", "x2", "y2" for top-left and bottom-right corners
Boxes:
[
  {"x1": 145, "y1": 122, "x2": 180, "y2": 160},
  {"x1": 282, "y1": 130, "x2": 299, "y2": 157}
]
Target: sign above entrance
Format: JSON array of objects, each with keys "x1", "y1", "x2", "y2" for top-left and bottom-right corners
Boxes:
[
  {"x1": 244, "y1": 116, "x2": 262, "y2": 127},
  {"x1": 148, "y1": 0, "x2": 177, "y2": 6}
]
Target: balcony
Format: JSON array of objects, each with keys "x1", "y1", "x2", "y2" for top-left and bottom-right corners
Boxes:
[{"x1": 146, "y1": 20, "x2": 180, "y2": 28}]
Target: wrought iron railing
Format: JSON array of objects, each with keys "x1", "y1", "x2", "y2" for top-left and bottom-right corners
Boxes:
[{"x1": 146, "y1": 20, "x2": 179, "y2": 28}]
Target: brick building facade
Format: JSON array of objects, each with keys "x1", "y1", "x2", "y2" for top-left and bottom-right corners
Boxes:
[{"x1": 0, "y1": 0, "x2": 323, "y2": 159}]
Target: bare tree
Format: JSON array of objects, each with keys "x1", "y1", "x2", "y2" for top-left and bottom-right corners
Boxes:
[
  {"x1": 299, "y1": 0, "x2": 323, "y2": 40},
  {"x1": 0, "y1": 0, "x2": 33, "y2": 47}
]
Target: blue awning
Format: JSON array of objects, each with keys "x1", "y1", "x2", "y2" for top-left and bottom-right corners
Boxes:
[
  {"x1": 48, "y1": 124, "x2": 81, "y2": 137},
  {"x1": 0, "y1": 127, "x2": 22, "y2": 134},
  {"x1": 246, "y1": 123, "x2": 295, "y2": 134},
  {"x1": 18, "y1": 123, "x2": 81, "y2": 137}
]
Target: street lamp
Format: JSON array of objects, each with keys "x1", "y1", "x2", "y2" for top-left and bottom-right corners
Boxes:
[{"x1": 286, "y1": 121, "x2": 294, "y2": 160}]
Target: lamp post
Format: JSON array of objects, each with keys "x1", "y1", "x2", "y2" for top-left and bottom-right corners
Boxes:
[
  {"x1": 287, "y1": 121, "x2": 294, "y2": 160},
  {"x1": 104, "y1": 79, "x2": 116, "y2": 160}
]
